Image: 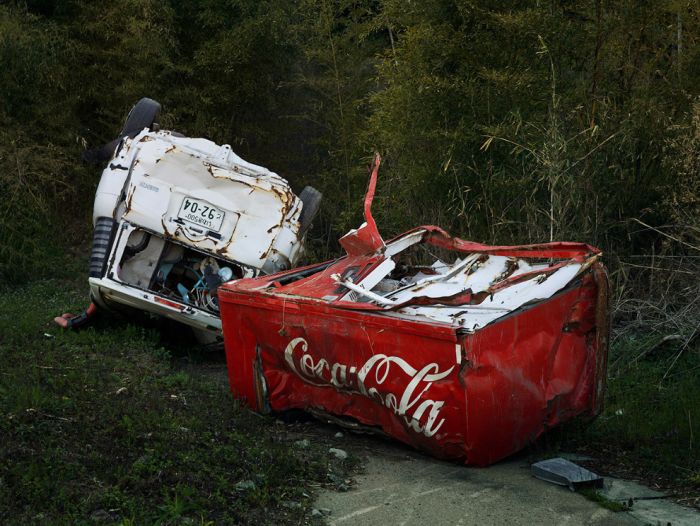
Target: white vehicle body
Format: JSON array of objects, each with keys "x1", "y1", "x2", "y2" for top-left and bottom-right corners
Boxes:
[{"x1": 87, "y1": 127, "x2": 317, "y2": 338}]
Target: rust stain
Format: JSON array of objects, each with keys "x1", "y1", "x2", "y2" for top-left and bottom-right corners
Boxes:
[
  {"x1": 125, "y1": 188, "x2": 134, "y2": 212},
  {"x1": 215, "y1": 239, "x2": 235, "y2": 257},
  {"x1": 160, "y1": 217, "x2": 172, "y2": 238}
]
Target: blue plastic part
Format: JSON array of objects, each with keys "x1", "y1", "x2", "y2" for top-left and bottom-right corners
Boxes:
[{"x1": 177, "y1": 283, "x2": 190, "y2": 304}]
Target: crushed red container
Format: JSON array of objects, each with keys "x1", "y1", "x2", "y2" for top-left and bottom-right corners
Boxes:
[{"x1": 219, "y1": 155, "x2": 609, "y2": 466}]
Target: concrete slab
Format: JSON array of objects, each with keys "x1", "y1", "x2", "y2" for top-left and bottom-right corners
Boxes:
[
  {"x1": 316, "y1": 447, "x2": 639, "y2": 526},
  {"x1": 599, "y1": 479, "x2": 700, "y2": 526},
  {"x1": 625, "y1": 498, "x2": 699, "y2": 526},
  {"x1": 601, "y1": 479, "x2": 667, "y2": 501}
]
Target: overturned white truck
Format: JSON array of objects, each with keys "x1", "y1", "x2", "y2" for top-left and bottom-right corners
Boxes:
[{"x1": 55, "y1": 98, "x2": 320, "y2": 339}]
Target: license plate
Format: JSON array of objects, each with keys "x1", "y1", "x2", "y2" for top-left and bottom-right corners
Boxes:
[{"x1": 177, "y1": 197, "x2": 225, "y2": 232}]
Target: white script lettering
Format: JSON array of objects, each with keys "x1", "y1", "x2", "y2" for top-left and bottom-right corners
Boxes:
[{"x1": 283, "y1": 337, "x2": 453, "y2": 437}]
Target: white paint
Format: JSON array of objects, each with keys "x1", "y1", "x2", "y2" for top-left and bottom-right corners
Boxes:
[
  {"x1": 111, "y1": 130, "x2": 303, "y2": 270},
  {"x1": 383, "y1": 229, "x2": 425, "y2": 256},
  {"x1": 339, "y1": 257, "x2": 396, "y2": 302},
  {"x1": 91, "y1": 129, "x2": 309, "y2": 336},
  {"x1": 388, "y1": 263, "x2": 582, "y2": 330},
  {"x1": 334, "y1": 273, "x2": 398, "y2": 305}
]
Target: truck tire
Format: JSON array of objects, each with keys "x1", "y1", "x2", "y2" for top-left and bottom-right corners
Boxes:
[
  {"x1": 82, "y1": 98, "x2": 162, "y2": 164},
  {"x1": 298, "y1": 186, "x2": 322, "y2": 236},
  {"x1": 89, "y1": 217, "x2": 117, "y2": 278},
  {"x1": 120, "y1": 97, "x2": 161, "y2": 138}
]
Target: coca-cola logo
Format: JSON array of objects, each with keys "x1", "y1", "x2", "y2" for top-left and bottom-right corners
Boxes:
[{"x1": 284, "y1": 337, "x2": 454, "y2": 438}]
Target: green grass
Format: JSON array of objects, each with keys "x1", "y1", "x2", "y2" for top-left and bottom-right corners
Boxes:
[
  {"x1": 0, "y1": 275, "x2": 343, "y2": 525},
  {"x1": 587, "y1": 334, "x2": 700, "y2": 476},
  {"x1": 578, "y1": 489, "x2": 628, "y2": 513},
  {"x1": 3, "y1": 263, "x2": 697, "y2": 522},
  {"x1": 540, "y1": 331, "x2": 700, "y2": 493}
]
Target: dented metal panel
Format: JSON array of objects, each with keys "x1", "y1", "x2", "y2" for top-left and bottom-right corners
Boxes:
[
  {"x1": 218, "y1": 154, "x2": 609, "y2": 465},
  {"x1": 119, "y1": 131, "x2": 303, "y2": 271},
  {"x1": 82, "y1": 109, "x2": 317, "y2": 337},
  {"x1": 58, "y1": 98, "x2": 320, "y2": 335}
]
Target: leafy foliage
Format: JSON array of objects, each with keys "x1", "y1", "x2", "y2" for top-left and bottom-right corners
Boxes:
[{"x1": 1, "y1": 0, "x2": 698, "y2": 263}]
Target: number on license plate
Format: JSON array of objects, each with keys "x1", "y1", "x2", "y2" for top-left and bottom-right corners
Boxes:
[{"x1": 177, "y1": 197, "x2": 225, "y2": 232}]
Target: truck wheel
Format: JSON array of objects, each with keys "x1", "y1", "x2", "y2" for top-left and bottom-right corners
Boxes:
[
  {"x1": 82, "y1": 98, "x2": 162, "y2": 164},
  {"x1": 298, "y1": 186, "x2": 322, "y2": 236},
  {"x1": 89, "y1": 217, "x2": 117, "y2": 278},
  {"x1": 120, "y1": 97, "x2": 161, "y2": 138}
]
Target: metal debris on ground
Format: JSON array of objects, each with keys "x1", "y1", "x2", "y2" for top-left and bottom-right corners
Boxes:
[{"x1": 531, "y1": 457, "x2": 604, "y2": 491}]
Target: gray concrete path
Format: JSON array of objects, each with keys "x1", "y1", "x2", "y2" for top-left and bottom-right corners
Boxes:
[
  {"x1": 600, "y1": 479, "x2": 700, "y2": 526},
  {"x1": 317, "y1": 447, "x2": 638, "y2": 526},
  {"x1": 314, "y1": 431, "x2": 698, "y2": 525}
]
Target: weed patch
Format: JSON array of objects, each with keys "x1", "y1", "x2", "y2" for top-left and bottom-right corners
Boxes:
[
  {"x1": 578, "y1": 489, "x2": 628, "y2": 513},
  {"x1": 537, "y1": 330, "x2": 700, "y2": 507},
  {"x1": 586, "y1": 334, "x2": 700, "y2": 481},
  {"x1": 0, "y1": 278, "x2": 338, "y2": 524}
]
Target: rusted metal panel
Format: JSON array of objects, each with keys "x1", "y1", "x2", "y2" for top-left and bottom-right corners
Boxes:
[
  {"x1": 86, "y1": 125, "x2": 316, "y2": 336},
  {"x1": 59, "y1": 98, "x2": 321, "y2": 334},
  {"x1": 119, "y1": 132, "x2": 303, "y2": 271},
  {"x1": 219, "y1": 154, "x2": 609, "y2": 465}
]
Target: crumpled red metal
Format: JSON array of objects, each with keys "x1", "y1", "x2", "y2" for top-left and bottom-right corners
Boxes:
[{"x1": 219, "y1": 154, "x2": 609, "y2": 466}]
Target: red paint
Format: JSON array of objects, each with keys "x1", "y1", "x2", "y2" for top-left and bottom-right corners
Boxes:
[
  {"x1": 53, "y1": 302, "x2": 98, "y2": 329},
  {"x1": 218, "y1": 156, "x2": 609, "y2": 465},
  {"x1": 339, "y1": 153, "x2": 385, "y2": 256},
  {"x1": 153, "y1": 295, "x2": 185, "y2": 310}
]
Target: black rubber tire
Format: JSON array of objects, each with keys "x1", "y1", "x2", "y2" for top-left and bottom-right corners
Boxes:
[
  {"x1": 82, "y1": 98, "x2": 161, "y2": 164},
  {"x1": 120, "y1": 97, "x2": 161, "y2": 138},
  {"x1": 82, "y1": 138, "x2": 120, "y2": 164},
  {"x1": 298, "y1": 186, "x2": 322, "y2": 236},
  {"x1": 89, "y1": 217, "x2": 117, "y2": 278}
]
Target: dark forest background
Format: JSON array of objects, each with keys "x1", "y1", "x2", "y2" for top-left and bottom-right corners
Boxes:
[
  {"x1": 2, "y1": 2, "x2": 699, "y2": 350},
  {"x1": 2, "y1": 0, "x2": 699, "y2": 267},
  {"x1": 4, "y1": 0, "x2": 700, "y2": 341}
]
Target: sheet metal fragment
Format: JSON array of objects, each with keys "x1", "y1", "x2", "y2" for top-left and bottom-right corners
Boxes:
[{"x1": 531, "y1": 458, "x2": 604, "y2": 491}]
